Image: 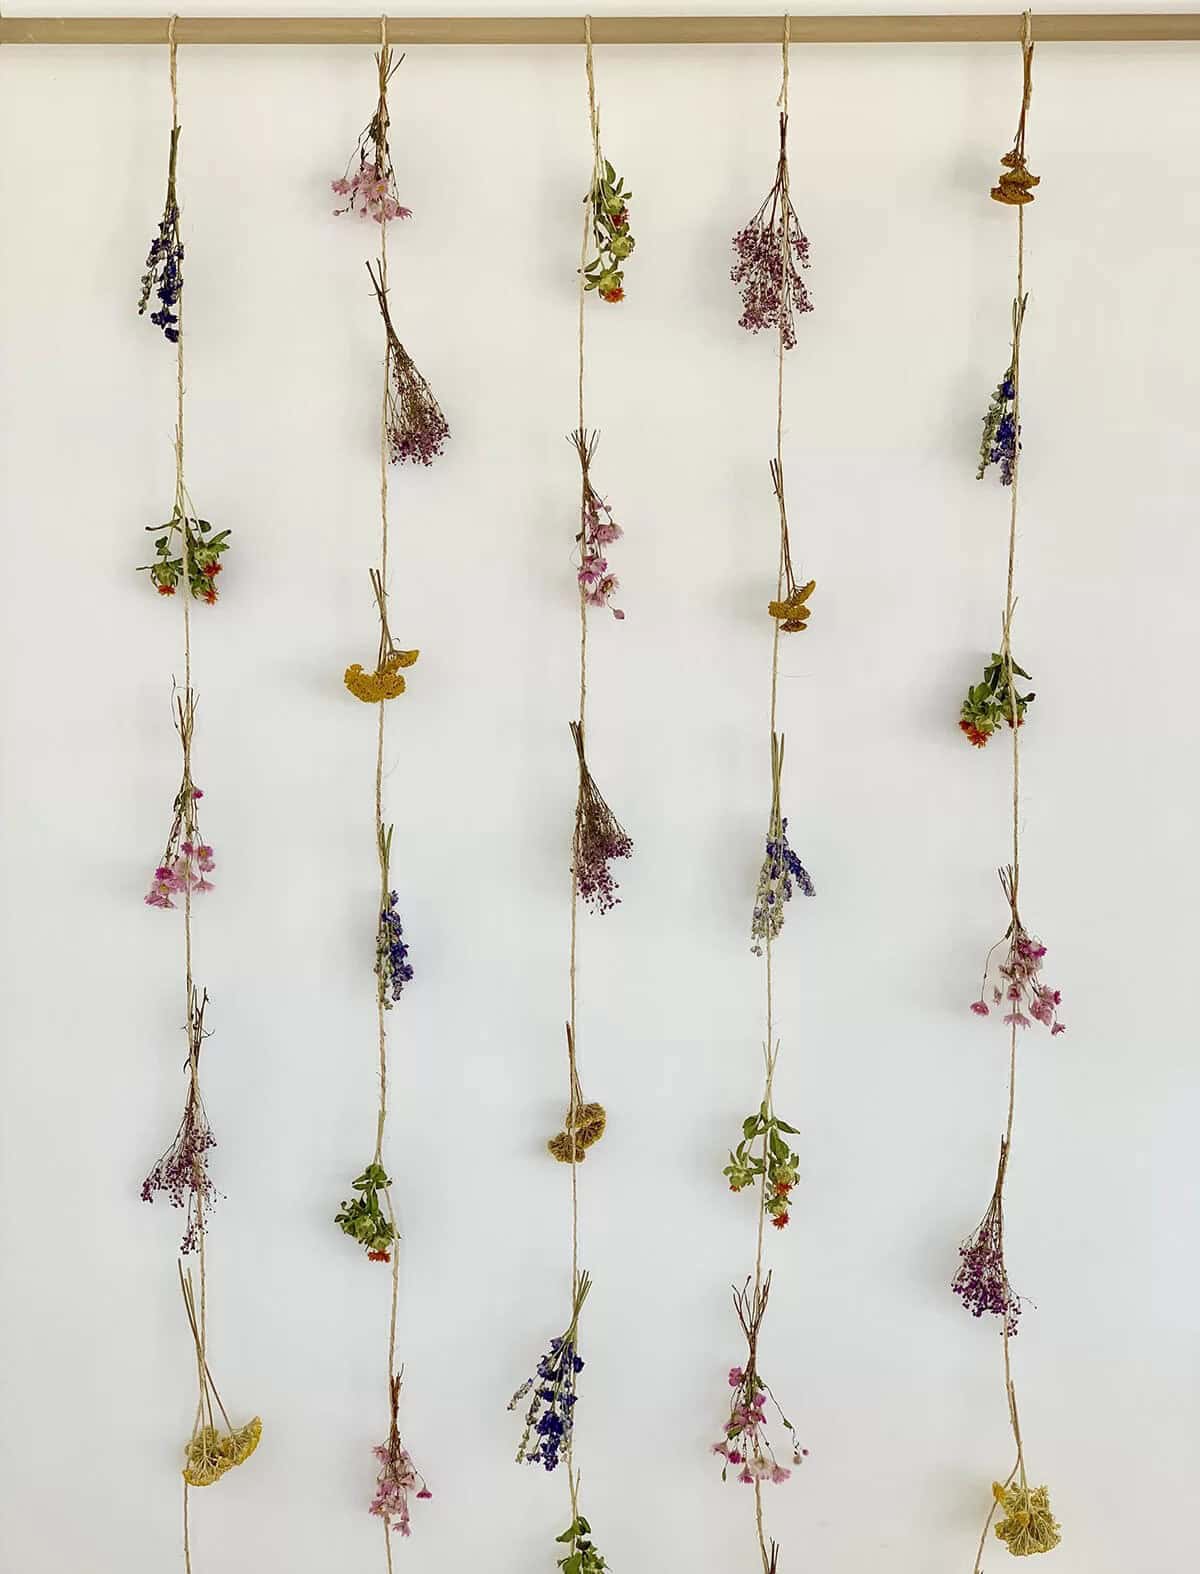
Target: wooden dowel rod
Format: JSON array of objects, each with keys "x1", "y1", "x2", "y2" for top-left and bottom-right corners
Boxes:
[{"x1": 2, "y1": 14, "x2": 1200, "y2": 47}]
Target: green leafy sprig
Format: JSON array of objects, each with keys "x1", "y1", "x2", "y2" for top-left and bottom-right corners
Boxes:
[
  {"x1": 556, "y1": 1515, "x2": 609, "y2": 1574},
  {"x1": 724, "y1": 1102, "x2": 799, "y2": 1228},
  {"x1": 334, "y1": 1161, "x2": 396, "y2": 1260},
  {"x1": 141, "y1": 511, "x2": 231, "y2": 602},
  {"x1": 959, "y1": 651, "x2": 1035, "y2": 748},
  {"x1": 583, "y1": 159, "x2": 635, "y2": 302}
]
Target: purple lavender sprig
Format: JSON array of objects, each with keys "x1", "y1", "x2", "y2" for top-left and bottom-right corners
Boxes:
[
  {"x1": 141, "y1": 988, "x2": 218, "y2": 1254},
  {"x1": 731, "y1": 113, "x2": 813, "y2": 349},
  {"x1": 508, "y1": 1273, "x2": 590, "y2": 1472}
]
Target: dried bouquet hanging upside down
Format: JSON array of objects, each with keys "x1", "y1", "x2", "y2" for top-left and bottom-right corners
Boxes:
[
  {"x1": 332, "y1": 43, "x2": 412, "y2": 224},
  {"x1": 712, "y1": 1275, "x2": 807, "y2": 1485},
  {"x1": 547, "y1": 1026, "x2": 606, "y2": 1164},
  {"x1": 365, "y1": 261, "x2": 449, "y2": 466},
  {"x1": 508, "y1": 1272, "x2": 592, "y2": 1472},
  {"x1": 731, "y1": 113, "x2": 813, "y2": 348},
  {"x1": 141, "y1": 985, "x2": 218, "y2": 1254},
  {"x1": 178, "y1": 1266, "x2": 261, "y2": 1487},
  {"x1": 370, "y1": 1373, "x2": 432, "y2": 1535},
  {"x1": 569, "y1": 722, "x2": 632, "y2": 915},
  {"x1": 344, "y1": 568, "x2": 419, "y2": 702}
]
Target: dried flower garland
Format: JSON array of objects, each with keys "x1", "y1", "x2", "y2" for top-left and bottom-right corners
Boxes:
[
  {"x1": 962, "y1": 20, "x2": 1062, "y2": 1568},
  {"x1": 731, "y1": 115, "x2": 813, "y2": 347}
]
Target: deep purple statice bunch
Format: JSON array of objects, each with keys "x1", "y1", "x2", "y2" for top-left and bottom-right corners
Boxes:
[
  {"x1": 375, "y1": 891, "x2": 413, "y2": 1008},
  {"x1": 141, "y1": 989, "x2": 218, "y2": 1255},
  {"x1": 570, "y1": 723, "x2": 633, "y2": 914},
  {"x1": 751, "y1": 815, "x2": 814, "y2": 956},
  {"x1": 571, "y1": 429, "x2": 625, "y2": 620},
  {"x1": 366, "y1": 262, "x2": 450, "y2": 466},
  {"x1": 977, "y1": 368, "x2": 1019, "y2": 484},
  {"x1": 971, "y1": 868, "x2": 1064, "y2": 1034},
  {"x1": 508, "y1": 1273, "x2": 591, "y2": 1472},
  {"x1": 138, "y1": 128, "x2": 184, "y2": 343},
  {"x1": 713, "y1": 1276, "x2": 807, "y2": 1486},
  {"x1": 731, "y1": 115, "x2": 813, "y2": 349},
  {"x1": 370, "y1": 1375, "x2": 432, "y2": 1536},
  {"x1": 952, "y1": 1141, "x2": 1021, "y2": 1336}
]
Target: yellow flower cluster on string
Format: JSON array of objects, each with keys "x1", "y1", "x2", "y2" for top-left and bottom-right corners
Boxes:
[
  {"x1": 183, "y1": 1419, "x2": 263, "y2": 1488},
  {"x1": 991, "y1": 20, "x2": 1038, "y2": 206},
  {"x1": 767, "y1": 579, "x2": 815, "y2": 632},
  {"x1": 548, "y1": 1032, "x2": 607, "y2": 1163},
  {"x1": 344, "y1": 567, "x2": 419, "y2": 702},
  {"x1": 992, "y1": 1481, "x2": 1062, "y2": 1558}
]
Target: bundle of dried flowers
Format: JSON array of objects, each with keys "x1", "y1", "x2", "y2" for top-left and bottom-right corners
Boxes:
[
  {"x1": 765, "y1": 462, "x2": 816, "y2": 632},
  {"x1": 141, "y1": 510, "x2": 230, "y2": 602},
  {"x1": 555, "y1": 1513, "x2": 609, "y2": 1574},
  {"x1": 971, "y1": 867, "x2": 1064, "y2": 1034},
  {"x1": 508, "y1": 1272, "x2": 591, "y2": 1472},
  {"x1": 370, "y1": 1373, "x2": 432, "y2": 1535},
  {"x1": 570, "y1": 429, "x2": 625, "y2": 619},
  {"x1": 569, "y1": 723, "x2": 633, "y2": 914},
  {"x1": 952, "y1": 1139, "x2": 1022, "y2": 1335},
  {"x1": 731, "y1": 115, "x2": 813, "y2": 348},
  {"x1": 712, "y1": 1276, "x2": 807, "y2": 1485},
  {"x1": 960, "y1": 651, "x2": 1035, "y2": 748},
  {"x1": 138, "y1": 126, "x2": 184, "y2": 342},
  {"x1": 344, "y1": 569, "x2": 419, "y2": 702},
  {"x1": 724, "y1": 1101, "x2": 800, "y2": 1231},
  {"x1": 141, "y1": 986, "x2": 218, "y2": 1254},
  {"x1": 145, "y1": 694, "x2": 216, "y2": 908},
  {"x1": 750, "y1": 734, "x2": 813, "y2": 955},
  {"x1": 991, "y1": 1480, "x2": 1061, "y2": 1556},
  {"x1": 547, "y1": 1032, "x2": 607, "y2": 1164},
  {"x1": 375, "y1": 826, "x2": 413, "y2": 1007},
  {"x1": 332, "y1": 45, "x2": 412, "y2": 224},
  {"x1": 335, "y1": 1161, "x2": 396, "y2": 1262},
  {"x1": 977, "y1": 297, "x2": 1028, "y2": 486},
  {"x1": 366, "y1": 262, "x2": 450, "y2": 467},
  {"x1": 990, "y1": 38, "x2": 1040, "y2": 209},
  {"x1": 179, "y1": 1266, "x2": 261, "y2": 1487},
  {"x1": 582, "y1": 159, "x2": 635, "y2": 303}
]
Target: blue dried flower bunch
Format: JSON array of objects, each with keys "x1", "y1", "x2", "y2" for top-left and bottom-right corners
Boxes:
[
  {"x1": 138, "y1": 126, "x2": 184, "y2": 343},
  {"x1": 508, "y1": 1272, "x2": 591, "y2": 1472}
]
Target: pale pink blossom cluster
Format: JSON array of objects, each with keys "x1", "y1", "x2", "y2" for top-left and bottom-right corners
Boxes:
[
  {"x1": 332, "y1": 162, "x2": 412, "y2": 224},
  {"x1": 712, "y1": 1365, "x2": 806, "y2": 1486},
  {"x1": 145, "y1": 840, "x2": 215, "y2": 908},
  {"x1": 578, "y1": 491, "x2": 625, "y2": 619},
  {"x1": 971, "y1": 928, "x2": 1065, "y2": 1034},
  {"x1": 369, "y1": 1440, "x2": 431, "y2": 1537}
]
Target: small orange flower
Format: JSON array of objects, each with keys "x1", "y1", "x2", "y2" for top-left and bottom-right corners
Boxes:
[
  {"x1": 959, "y1": 719, "x2": 990, "y2": 748},
  {"x1": 202, "y1": 588, "x2": 218, "y2": 605},
  {"x1": 770, "y1": 1211, "x2": 790, "y2": 1230},
  {"x1": 599, "y1": 286, "x2": 625, "y2": 303},
  {"x1": 367, "y1": 1249, "x2": 391, "y2": 1263},
  {"x1": 157, "y1": 583, "x2": 176, "y2": 596}
]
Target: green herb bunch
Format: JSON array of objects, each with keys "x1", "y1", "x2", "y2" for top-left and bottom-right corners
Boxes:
[
  {"x1": 583, "y1": 160, "x2": 634, "y2": 303},
  {"x1": 142, "y1": 510, "x2": 231, "y2": 602},
  {"x1": 724, "y1": 1102, "x2": 800, "y2": 1230},
  {"x1": 335, "y1": 1161, "x2": 396, "y2": 1261},
  {"x1": 556, "y1": 1515, "x2": 609, "y2": 1574},
  {"x1": 959, "y1": 651, "x2": 1035, "y2": 748}
]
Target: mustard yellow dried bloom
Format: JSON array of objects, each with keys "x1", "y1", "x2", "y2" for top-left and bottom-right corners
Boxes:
[
  {"x1": 344, "y1": 649, "x2": 419, "y2": 703},
  {"x1": 768, "y1": 580, "x2": 815, "y2": 631},
  {"x1": 183, "y1": 1417, "x2": 263, "y2": 1486},
  {"x1": 992, "y1": 1481, "x2": 1061, "y2": 1557}
]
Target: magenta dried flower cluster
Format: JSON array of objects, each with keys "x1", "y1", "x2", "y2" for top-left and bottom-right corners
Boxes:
[
  {"x1": 141, "y1": 988, "x2": 218, "y2": 1255},
  {"x1": 145, "y1": 696, "x2": 215, "y2": 909},
  {"x1": 971, "y1": 868, "x2": 1064, "y2": 1034},
  {"x1": 713, "y1": 1278, "x2": 807, "y2": 1487},
  {"x1": 731, "y1": 114, "x2": 813, "y2": 349},
  {"x1": 571, "y1": 429, "x2": 625, "y2": 620}
]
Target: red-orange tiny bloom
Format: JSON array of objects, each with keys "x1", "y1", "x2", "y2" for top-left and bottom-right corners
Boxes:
[
  {"x1": 202, "y1": 561, "x2": 222, "y2": 578},
  {"x1": 368, "y1": 1249, "x2": 391, "y2": 1263},
  {"x1": 202, "y1": 588, "x2": 218, "y2": 605},
  {"x1": 157, "y1": 582, "x2": 176, "y2": 596},
  {"x1": 770, "y1": 1211, "x2": 789, "y2": 1230},
  {"x1": 599, "y1": 286, "x2": 625, "y2": 303},
  {"x1": 959, "y1": 719, "x2": 990, "y2": 748}
]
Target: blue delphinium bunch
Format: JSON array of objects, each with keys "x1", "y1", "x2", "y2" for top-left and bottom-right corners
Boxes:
[
  {"x1": 376, "y1": 891, "x2": 413, "y2": 1007},
  {"x1": 751, "y1": 816, "x2": 814, "y2": 956},
  {"x1": 977, "y1": 368, "x2": 1018, "y2": 485},
  {"x1": 508, "y1": 1273, "x2": 591, "y2": 1471},
  {"x1": 138, "y1": 128, "x2": 184, "y2": 343}
]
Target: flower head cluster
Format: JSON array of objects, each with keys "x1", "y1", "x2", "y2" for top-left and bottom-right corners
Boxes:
[
  {"x1": 548, "y1": 1042, "x2": 607, "y2": 1164},
  {"x1": 335, "y1": 1161, "x2": 396, "y2": 1261},
  {"x1": 370, "y1": 1376, "x2": 432, "y2": 1536},
  {"x1": 971, "y1": 869, "x2": 1064, "y2": 1034},
  {"x1": 333, "y1": 160, "x2": 411, "y2": 224},
  {"x1": 570, "y1": 723, "x2": 633, "y2": 914},
  {"x1": 183, "y1": 1418, "x2": 263, "y2": 1487},
  {"x1": 751, "y1": 816, "x2": 814, "y2": 955},
  {"x1": 366, "y1": 262, "x2": 450, "y2": 466},
  {"x1": 583, "y1": 159, "x2": 635, "y2": 302},
  {"x1": 991, "y1": 1480, "x2": 1061, "y2": 1556},
  {"x1": 556, "y1": 1515, "x2": 609, "y2": 1574},
  {"x1": 509, "y1": 1273, "x2": 590, "y2": 1472},
  {"x1": 724, "y1": 1102, "x2": 800, "y2": 1230},
  {"x1": 713, "y1": 1277, "x2": 806, "y2": 1486},
  {"x1": 141, "y1": 988, "x2": 218, "y2": 1255},
  {"x1": 376, "y1": 891, "x2": 413, "y2": 1007},
  {"x1": 977, "y1": 367, "x2": 1019, "y2": 484},
  {"x1": 731, "y1": 115, "x2": 813, "y2": 348},
  {"x1": 571, "y1": 429, "x2": 625, "y2": 620},
  {"x1": 952, "y1": 1141, "x2": 1021, "y2": 1335},
  {"x1": 141, "y1": 510, "x2": 230, "y2": 602},
  {"x1": 959, "y1": 652, "x2": 1034, "y2": 747}
]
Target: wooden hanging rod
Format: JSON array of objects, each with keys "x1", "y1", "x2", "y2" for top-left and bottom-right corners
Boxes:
[{"x1": 2, "y1": 14, "x2": 1199, "y2": 46}]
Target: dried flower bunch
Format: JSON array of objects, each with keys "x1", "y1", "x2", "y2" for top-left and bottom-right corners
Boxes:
[
  {"x1": 583, "y1": 159, "x2": 635, "y2": 303},
  {"x1": 335, "y1": 1161, "x2": 396, "y2": 1262},
  {"x1": 731, "y1": 114, "x2": 813, "y2": 348},
  {"x1": 959, "y1": 651, "x2": 1035, "y2": 747},
  {"x1": 141, "y1": 510, "x2": 230, "y2": 602},
  {"x1": 990, "y1": 39, "x2": 1040, "y2": 208},
  {"x1": 570, "y1": 429, "x2": 625, "y2": 619},
  {"x1": 332, "y1": 45, "x2": 412, "y2": 224},
  {"x1": 548, "y1": 1035, "x2": 607, "y2": 1164},
  {"x1": 766, "y1": 462, "x2": 816, "y2": 632},
  {"x1": 570, "y1": 722, "x2": 633, "y2": 914},
  {"x1": 366, "y1": 261, "x2": 450, "y2": 466},
  {"x1": 345, "y1": 568, "x2": 419, "y2": 703},
  {"x1": 179, "y1": 1267, "x2": 261, "y2": 1487},
  {"x1": 556, "y1": 1514, "x2": 609, "y2": 1574},
  {"x1": 375, "y1": 826, "x2": 413, "y2": 1007},
  {"x1": 953, "y1": 1139, "x2": 1022, "y2": 1336},
  {"x1": 141, "y1": 986, "x2": 218, "y2": 1254},
  {"x1": 138, "y1": 126, "x2": 184, "y2": 342},
  {"x1": 991, "y1": 1480, "x2": 1061, "y2": 1556},
  {"x1": 978, "y1": 297, "x2": 1028, "y2": 486},
  {"x1": 971, "y1": 867, "x2": 1064, "y2": 1034},
  {"x1": 370, "y1": 1373, "x2": 432, "y2": 1536},
  {"x1": 712, "y1": 1276, "x2": 806, "y2": 1485},
  {"x1": 724, "y1": 1101, "x2": 800, "y2": 1231},
  {"x1": 751, "y1": 734, "x2": 814, "y2": 955},
  {"x1": 145, "y1": 694, "x2": 215, "y2": 908},
  {"x1": 509, "y1": 1271, "x2": 591, "y2": 1472}
]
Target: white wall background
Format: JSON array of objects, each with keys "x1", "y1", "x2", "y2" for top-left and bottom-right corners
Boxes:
[{"x1": 1, "y1": 3, "x2": 1198, "y2": 1571}]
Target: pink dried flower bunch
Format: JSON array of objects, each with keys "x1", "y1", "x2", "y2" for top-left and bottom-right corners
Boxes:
[
  {"x1": 141, "y1": 988, "x2": 218, "y2": 1255},
  {"x1": 332, "y1": 161, "x2": 411, "y2": 224},
  {"x1": 367, "y1": 261, "x2": 450, "y2": 467},
  {"x1": 971, "y1": 867, "x2": 1064, "y2": 1034},
  {"x1": 731, "y1": 113, "x2": 813, "y2": 349},
  {"x1": 713, "y1": 1277, "x2": 807, "y2": 1486},
  {"x1": 370, "y1": 1376, "x2": 432, "y2": 1537},
  {"x1": 571, "y1": 428, "x2": 625, "y2": 620},
  {"x1": 146, "y1": 695, "x2": 215, "y2": 909}
]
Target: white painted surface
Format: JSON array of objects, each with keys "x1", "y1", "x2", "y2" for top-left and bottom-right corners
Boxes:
[{"x1": 1, "y1": 4, "x2": 1197, "y2": 1571}]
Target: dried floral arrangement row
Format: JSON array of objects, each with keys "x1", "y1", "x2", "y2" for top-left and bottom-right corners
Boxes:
[
  {"x1": 326, "y1": 29, "x2": 447, "y2": 1555},
  {"x1": 135, "y1": 31, "x2": 259, "y2": 1570},
  {"x1": 958, "y1": 18, "x2": 1062, "y2": 1569}
]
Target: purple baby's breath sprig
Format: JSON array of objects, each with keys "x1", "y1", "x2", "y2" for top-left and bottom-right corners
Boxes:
[
  {"x1": 713, "y1": 1276, "x2": 807, "y2": 1486},
  {"x1": 570, "y1": 429, "x2": 625, "y2": 620},
  {"x1": 145, "y1": 693, "x2": 215, "y2": 909},
  {"x1": 508, "y1": 1272, "x2": 591, "y2": 1472},
  {"x1": 971, "y1": 866, "x2": 1064, "y2": 1034},
  {"x1": 331, "y1": 44, "x2": 412, "y2": 225},
  {"x1": 370, "y1": 1373, "x2": 432, "y2": 1536},
  {"x1": 731, "y1": 114, "x2": 813, "y2": 349},
  {"x1": 141, "y1": 986, "x2": 218, "y2": 1255},
  {"x1": 952, "y1": 1138, "x2": 1022, "y2": 1337},
  {"x1": 751, "y1": 733, "x2": 814, "y2": 955},
  {"x1": 366, "y1": 261, "x2": 450, "y2": 466},
  {"x1": 569, "y1": 723, "x2": 633, "y2": 915}
]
